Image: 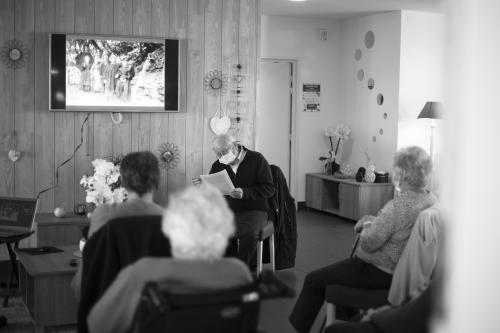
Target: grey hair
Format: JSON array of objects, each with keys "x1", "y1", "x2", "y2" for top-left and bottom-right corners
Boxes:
[
  {"x1": 212, "y1": 134, "x2": 236, "y2": 155},
  {"x1": 162, "y1": 183, "x2": 235, "y2": 260},
  {"x1": 393, "y1": 146, "x2": 432, "y2": 190}
]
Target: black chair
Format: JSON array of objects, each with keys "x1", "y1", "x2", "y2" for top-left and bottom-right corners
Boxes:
[
  {"x1": 256, "y1": 223, "x2": 275, "y2": 276},
  {"x1": 133, "y1": 270, "x2": 294, "y2": 333},
  {"x1": 135, "y1": 282, "x2": 260, "y2": 333},
  {"x1": 0, "y1": 315, "x2": 6, "y2": 328},
  {"x1": 78, "y1": 215, "x2": 171, "y2": 333}
]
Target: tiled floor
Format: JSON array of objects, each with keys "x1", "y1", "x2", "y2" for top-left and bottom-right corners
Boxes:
[{"x1": 258, "y1": 209, "x2": 355, "y2": 333}]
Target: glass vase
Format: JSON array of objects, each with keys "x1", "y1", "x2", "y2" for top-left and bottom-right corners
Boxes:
[{"x1": 325, "y1": 161, "x2": 340, "y2": 175}]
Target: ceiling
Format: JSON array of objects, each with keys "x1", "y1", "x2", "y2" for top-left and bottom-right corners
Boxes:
[{"x1": 261, "y1": 0, "x2": 443, "y2": 20}]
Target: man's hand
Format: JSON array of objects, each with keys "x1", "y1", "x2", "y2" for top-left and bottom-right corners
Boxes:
[
  {"x1": 229, "y1": 188, "x2": 243, "y2": 199},
  {"x1": 192, "y1": 178, "x2": 202, "y2": 186}
]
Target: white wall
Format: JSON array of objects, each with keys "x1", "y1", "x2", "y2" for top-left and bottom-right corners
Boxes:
[
  {"x1": 398, "y1": 11, "x2": 445, "y2": 189},
  {"x1": 339, "y1": 12, "x2": 402, "y2": 174},
  {"x1": 261, "y1": 15, "x2": 341, "y2": 201}
]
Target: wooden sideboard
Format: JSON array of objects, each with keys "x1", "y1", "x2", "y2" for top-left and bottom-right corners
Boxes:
[
  {"x1": 34, "y1": 213, "x2": 89, "y2": 247},
  {"x1": 306, "y1": 173, "x2": 394, "y2": 221}
]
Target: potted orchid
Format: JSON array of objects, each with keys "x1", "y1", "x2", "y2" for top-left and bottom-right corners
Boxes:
[
  {"x1": 319, "y1": 124, "x2": 351, "y2": 175},
  {"x1": 80, "y1": 158, "x2": 127, "y2": 208}
]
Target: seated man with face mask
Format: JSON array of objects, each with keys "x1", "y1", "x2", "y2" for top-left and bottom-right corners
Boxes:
[{"x1": 194, "y1": 134, "x2": 274, "y2": 267}]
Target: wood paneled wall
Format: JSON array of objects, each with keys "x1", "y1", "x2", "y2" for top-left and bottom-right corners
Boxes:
[{"x1": 0, "y1": 0, "x2": 260, "y2": 212}]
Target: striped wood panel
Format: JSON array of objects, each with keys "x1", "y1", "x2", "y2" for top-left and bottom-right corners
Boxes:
[
  {"x1": 166, "y1": 0, "x2": 188, "y2": 197},
  {"x1": 150, "y1": 0, "x2": 171, "y2": 205},
  {"x1": 14, "y1": 0, "x2": 36, "y2": 199},
  {"x1": 0, "y1": 0, "x2": 15, "y2": 197},
  {"x1": 185, "y1": 0, "x2": 205, "y2": 185},
  {"x1": 203, "y1": 0, "x2": 223, "y2": 173},
  {"x1": 34, "y1": 0, "x2": 56, "y2": 213},
  {"x1": 0, "y1": 0, "x2": 260, "y2": 215}
]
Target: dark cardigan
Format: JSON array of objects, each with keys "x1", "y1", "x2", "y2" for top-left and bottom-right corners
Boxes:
[
  {"x1": 209, "y1": 146, "x2": 275, "y2": 213},
  {"x1": 78, "y1": 215, "x2": 171, "y2": 333}
]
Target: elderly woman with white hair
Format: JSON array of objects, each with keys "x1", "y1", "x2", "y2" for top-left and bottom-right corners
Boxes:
[
  {"x1": 289, "y1": 146, "x2": 437, "y2": 333},
  {"x1": 87, "y1": 184, "x2": 252, "y2": 333}
]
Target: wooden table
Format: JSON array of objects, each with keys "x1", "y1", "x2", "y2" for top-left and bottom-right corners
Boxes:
[{"x1": 16, "y1": 245, "x2": 79, "y2": 333}]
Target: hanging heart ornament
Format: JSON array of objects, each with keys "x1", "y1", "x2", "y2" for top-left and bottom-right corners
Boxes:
[
  {"x1": 8, "y1": 149, "x2": 21, "y2": 162},
  {"x1": 210, "y1": 105, "x2": 231, "y2": 135}
]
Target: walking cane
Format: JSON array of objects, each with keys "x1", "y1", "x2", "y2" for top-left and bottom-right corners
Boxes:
[{"x1": 350, "y1": 233, "x2": 361, "y2": 258}]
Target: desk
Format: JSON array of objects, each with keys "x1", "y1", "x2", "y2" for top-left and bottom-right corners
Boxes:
[
  {"x1": 306, "y1": 173, "x2": 394, "y2": 220},
  {"x1": 34, "y1": 213, "x2": 89, "y2": 247},
  {"x1": 16, "y1": 245, "x2": 79, "y2": 333}
]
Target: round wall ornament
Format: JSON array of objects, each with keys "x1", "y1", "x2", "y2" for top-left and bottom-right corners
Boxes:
[
  {"x1": 204, "y1": 70, "x2": 228, "y2": 96},
  {"x1": 156, "y1": 142, "x2": 181, "y2": 170},
  {"x1": 1, "y1": 39, "x2": 31, "y2": 69}
]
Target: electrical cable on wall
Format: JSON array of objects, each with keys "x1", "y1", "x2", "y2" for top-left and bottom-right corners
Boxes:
[{"x1": 37, "y1": 112, "x2": 91, "y2": 199}]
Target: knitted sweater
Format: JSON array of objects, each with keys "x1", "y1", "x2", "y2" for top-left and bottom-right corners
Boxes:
[{"x1": 356, "y1": 190, "x2": 437, "y2": 273}]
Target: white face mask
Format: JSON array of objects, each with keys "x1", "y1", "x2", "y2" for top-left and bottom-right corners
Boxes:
[{"x1": 218, "y1": 148, "x2": 237, "y2": 165}]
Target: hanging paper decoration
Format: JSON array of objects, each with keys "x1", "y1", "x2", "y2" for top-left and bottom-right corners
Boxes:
[
  {"x1": 1, "y1": 39, "x2": 31, "y2": 69},
  {"x1": 156, "y1": 142, "x2": 181, "y2": 170},
  {"x1": 204, "y1": 70, "x2": 228, "y2": 96}
]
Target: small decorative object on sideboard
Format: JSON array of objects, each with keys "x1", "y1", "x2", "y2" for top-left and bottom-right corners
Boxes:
[
  {"x1": 355, "y1": 167, "x2": 366, "y2": 182},
  {"x1": 73, "y1": 203, "x2": 88, "y2": 216},
  {"x1": 319, "y1": 124, "x2": 351, "y2": 175},
  {"x1": 364, "y1": 164, "x2": 376, "y2": 183},
  {"x1": 375, "y1": 171, "x2": 389, "y2": 183},
  {"x1": 53, "y1": 206, "x2": 66, "y2": 218}
]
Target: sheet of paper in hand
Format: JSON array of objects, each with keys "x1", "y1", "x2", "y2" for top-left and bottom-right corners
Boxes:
[{"x1": 200, "y1": 170, "x2": 235, "y2": 195}]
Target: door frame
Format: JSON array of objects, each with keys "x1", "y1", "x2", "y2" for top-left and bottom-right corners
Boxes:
[{"x1": 256, "y1": 57, "x2": 298, "y2": 199}]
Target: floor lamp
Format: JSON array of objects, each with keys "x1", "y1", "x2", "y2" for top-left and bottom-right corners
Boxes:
[{"x1": 418, "y1": 101, "x2": 442, "y2": 191}]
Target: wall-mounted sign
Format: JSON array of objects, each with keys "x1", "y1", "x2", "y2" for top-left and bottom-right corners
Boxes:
[{"x1": 303, "y1": 83, "x2": 321, "y2": 112}]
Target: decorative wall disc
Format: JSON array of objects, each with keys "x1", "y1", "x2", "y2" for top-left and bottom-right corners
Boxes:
[
  {"x1": 204, "y1": 70, "x2": 228, "y2": 96},
  {"x1": 157, "y1": 142, "x2": 181, "y2": 170},
  {"x1": 1, "y1": 39, "x2": 31, "y2": 69}
]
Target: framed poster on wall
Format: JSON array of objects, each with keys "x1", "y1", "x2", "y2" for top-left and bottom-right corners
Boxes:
[{"x1": 302, "y1": 83, "x2": 321, "y2": 112}]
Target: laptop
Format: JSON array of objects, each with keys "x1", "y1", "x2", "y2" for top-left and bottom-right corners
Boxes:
[{"x1": 0, "y1": 196, "x2": 38, "y2": 238}]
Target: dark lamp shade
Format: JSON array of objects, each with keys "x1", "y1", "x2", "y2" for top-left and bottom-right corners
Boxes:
[{"x1": 418, "y1": 101, "x2": 442, "y2": 119}]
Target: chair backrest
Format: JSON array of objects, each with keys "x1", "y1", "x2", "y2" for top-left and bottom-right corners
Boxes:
[
  {"x1": 134, "y1": 281, "x2": 260, "y2": 333},
  {"x1": 79, "y1": 215, "x2": 171, "y2": 333},
  {"x1": 388, "y1": 205, "x2": 441, "y2": 305}
]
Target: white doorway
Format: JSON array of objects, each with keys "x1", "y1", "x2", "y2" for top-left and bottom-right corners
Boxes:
[{"x1": 256, "y1": 59, "x2": 296, "y2": 195}]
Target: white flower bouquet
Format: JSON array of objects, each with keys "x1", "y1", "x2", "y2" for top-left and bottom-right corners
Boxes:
[
  {"x1": 80, "y1": 158, "x2": 127, "y2": 206},
  {"x1": 320, "y1": 124, "x2": 351, "y2": 175}
]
